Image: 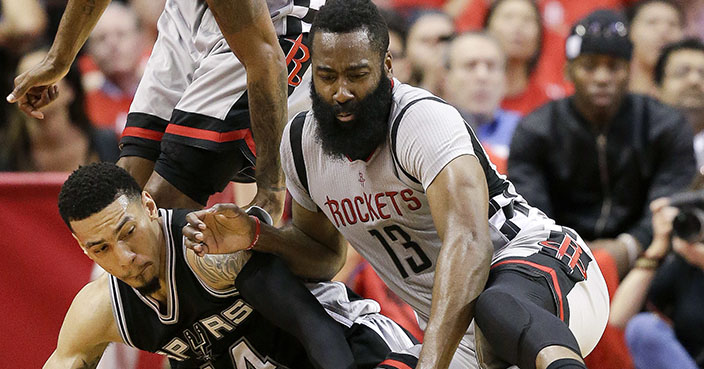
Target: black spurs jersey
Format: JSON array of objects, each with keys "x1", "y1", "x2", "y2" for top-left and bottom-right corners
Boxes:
[{"x1": 109, "y1": 209, "x2": 419, "y2": 369}]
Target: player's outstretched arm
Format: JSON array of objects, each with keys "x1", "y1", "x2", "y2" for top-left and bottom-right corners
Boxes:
[
  {"x1": 186, "y1": 248, "x2": 356, "y2": 369},
  {"x1": 44, "y1": 274, "x2": 121, "y2": 369},
  {"x1": 184, "y1": 202, "x2": 347, "y2": 281},
  {"x1": 7, "y1": 0, "x2": 111, "y2": 119},
  {"x1": 417, "y1": 155, "x2": 493, "y2": 369},
  {"x1": 206, "y1": 0, "x2": 288, "y2": 222}
]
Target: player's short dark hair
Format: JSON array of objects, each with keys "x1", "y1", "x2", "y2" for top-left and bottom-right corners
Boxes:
[
  {"x1": 654, "y1": 38, "x2": 704, "y2": 85},
  {"x1": 58, "y1": 162, "x2": 142, "y2": 231},
  {"x1": 625, "y1": 0, "x2": 684, "y2": 27},
  {"x1": 310, "y1": 0, "x2": 389, "y2": 59}
]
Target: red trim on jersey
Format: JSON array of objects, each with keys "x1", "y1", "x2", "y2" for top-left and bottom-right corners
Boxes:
[
  {"x1": 164, "y1": 125, "x2": 250, "y2": 143},
  {"x1": 491, "y1": 259, "x2": 565, "y2": 321},
  {"x1": 121, "y1": 127, "x2": 164, "y2": 141},
  {"x1": 377, "y1": 359, "x2": 413, "y2": 369}
]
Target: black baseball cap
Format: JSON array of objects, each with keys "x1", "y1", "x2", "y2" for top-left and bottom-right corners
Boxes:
[{"x1": 565, "y1": 9, "x2": 633, "y2": 61}]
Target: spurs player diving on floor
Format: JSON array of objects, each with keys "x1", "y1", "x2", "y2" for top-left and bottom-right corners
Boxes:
[
  {"x1": 8, "y1": 0, "x2": 324, "y2": 219},
  {"x1": 47, "y1": 162, "x2": 419, "y2": 369},
  {"x1": 183, "y1": 1, "x2": 610, "y2": 368}
]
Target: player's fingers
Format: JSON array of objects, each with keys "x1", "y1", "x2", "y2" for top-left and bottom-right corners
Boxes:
[
  {"x1": 211, "y1": 203, "x2": 242, "y2": 217},
  {"x1": 185, "y1": 210, "x2": 208, "y2": 230},
  {"x1": 184, "y1": 236, "x2": 209, "y2": 256},
  {"x1": 18, "y1": 100, "x2": 44, "y2": 119},
  {"x1": 47, "y1": 84, "x2": 59, "y2": 101},
  {"x1": 194, "y1": 243, "x2": 209, "y2": 257},
  {"x1": 182, "y1": 223, "x2": 205, "y2": 242},
  {"x1": 36, "y1": 89, "x2": 51, "y2": 108},
  {"x1": 7, "y1": 73, "x2": 29, "y2": 103},
  {"x1": 7, "y1": 71, "x2": 45, "y2": 103},
  {"x1": 30, "y1": 110, "x2": 45, "y2": 120},
  {"x1": 34, "y1": 87, "x2": 58, "y2": 110}
]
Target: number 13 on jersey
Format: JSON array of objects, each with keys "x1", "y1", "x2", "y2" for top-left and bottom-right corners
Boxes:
[{"x1": 369, "y1": 225, "x2": 432, "y2": 278}]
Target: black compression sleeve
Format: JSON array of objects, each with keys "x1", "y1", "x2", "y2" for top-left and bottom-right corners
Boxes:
[{"x1": 235, "y1": 252, "x2": 356, "y2": 369}]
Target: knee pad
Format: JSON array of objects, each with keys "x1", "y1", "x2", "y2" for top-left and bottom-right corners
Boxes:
[{"x1": 475, "y1": 288, "x2": 581, "y2": 369}]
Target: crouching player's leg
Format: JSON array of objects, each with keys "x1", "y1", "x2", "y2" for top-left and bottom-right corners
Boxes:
[{"x1": 474, "y1": 229, "x2": 609, "y2": 369}]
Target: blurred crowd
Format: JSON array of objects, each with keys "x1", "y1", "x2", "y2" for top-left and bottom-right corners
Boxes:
[{"x1": 2, "y1": 0, "x2": 704, "y2": 368}]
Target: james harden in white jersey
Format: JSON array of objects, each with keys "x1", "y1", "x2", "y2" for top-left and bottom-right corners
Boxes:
[{"x1": 279, "y1": 80, "x2": 609, "y2": 368}]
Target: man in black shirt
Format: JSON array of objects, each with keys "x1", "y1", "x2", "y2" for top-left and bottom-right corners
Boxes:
[
  {"x1": 46, "y1": 162, "x2": 419, "y2": 369},
  {"x1": 508, "y1": 9, "x2": 696, "y2": 278}
]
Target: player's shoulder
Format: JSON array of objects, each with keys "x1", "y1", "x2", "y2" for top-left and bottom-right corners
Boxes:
[
  {"x1": 76, "y1": 273, "x2": 111, "y2": 310},
  {"x1": 390, "y1": 83, "x2": 464, "y2": 138},
  {"x1": 67, "y1": 274, "x2": 121, "y2": 342},
  {"x1": 391, "y1": 83, "x2": 460, "y2": 121}
]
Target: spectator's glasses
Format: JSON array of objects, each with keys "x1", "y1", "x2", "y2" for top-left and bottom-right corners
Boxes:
[{"x1": 574, "y1": 21, "x2": 628, "y2": 39}]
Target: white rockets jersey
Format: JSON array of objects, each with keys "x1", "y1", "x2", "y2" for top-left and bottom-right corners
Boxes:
[
  {"x1": 162, "y1": 0, "x2": 324, "y2": 39},
  {"x1": 281, "y1": 80, "x2": 569, "y2": 321}
]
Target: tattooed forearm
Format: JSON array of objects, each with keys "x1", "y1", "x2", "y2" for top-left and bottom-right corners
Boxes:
[
  {"x1": 82, "y1": 0, "x2": 97, "y2": 15},
  {"x1": 248, "y1": 72, "x2": 288, "y2": 189},
  {"x1": 192, "y1": 252, "x2": 252, "y2": 287}
]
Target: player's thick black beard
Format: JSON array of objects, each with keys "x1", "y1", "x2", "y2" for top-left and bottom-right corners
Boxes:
[
  {"x1": 311, "y1": 74, "x2": 392, "y2": 161},
  {"x1": 136, "y1": 277, "x2": 160, "y2": 295}
]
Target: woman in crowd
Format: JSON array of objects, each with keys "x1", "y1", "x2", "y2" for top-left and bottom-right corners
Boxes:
[
  {"x1": 484, "y1": 0, "x2": 553, "y2": 115},
  {"x1": 627, "y1": 0, "x2": 685, "y2": 95}
]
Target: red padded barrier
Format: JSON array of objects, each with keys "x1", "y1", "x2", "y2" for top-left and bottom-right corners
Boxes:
[{"x1": 0, "y1": 173, "x2": 166, "y2": 369}]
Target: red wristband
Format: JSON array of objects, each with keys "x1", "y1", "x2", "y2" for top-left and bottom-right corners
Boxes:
[{"x1": 246, "y1": 215, "x2": 261, "y2": 251}]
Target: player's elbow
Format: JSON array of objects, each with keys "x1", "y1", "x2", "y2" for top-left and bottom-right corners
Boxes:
[
  {"x1": 298, "y1": 247, "x2": 346, "y2": 282},
  {"x1": 311, "y1": 251, "x2": 346, "y2": 282}
]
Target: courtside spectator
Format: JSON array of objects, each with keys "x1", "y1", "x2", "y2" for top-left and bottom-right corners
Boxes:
[
  {"x1": 405, "y1": 11, "x2": 454, "y2": 96},
  {"x1": 655, "y1": 38, "x2": 704, "y2": 173},
  {"x1": 484, "y1": 0, "x2": 552, "y2": 115},
  {"x1": 627, "y1": 0, "x2": 685, "y2": 95},
  {"x1": 509, "y1": 9, "x2": 696, "y2": 278},
  {"x1": 128, "y1": 0, "x2": 165, "y2": 47},
  {"x1": 446, "y1": 32, "x2": 520, "y2": 173},
  {"x1": 81, "y1": 3, "x2": 146, "y2": 133}
]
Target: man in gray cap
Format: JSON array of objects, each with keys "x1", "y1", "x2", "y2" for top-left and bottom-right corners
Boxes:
[{"x1": 509, "y1": 9, "x2": 696, "y2": 279}]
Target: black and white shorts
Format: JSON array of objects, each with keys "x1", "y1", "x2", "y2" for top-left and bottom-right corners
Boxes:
[{"x1": 119, "y1": 5, "x2": 315, "y2": 203}]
